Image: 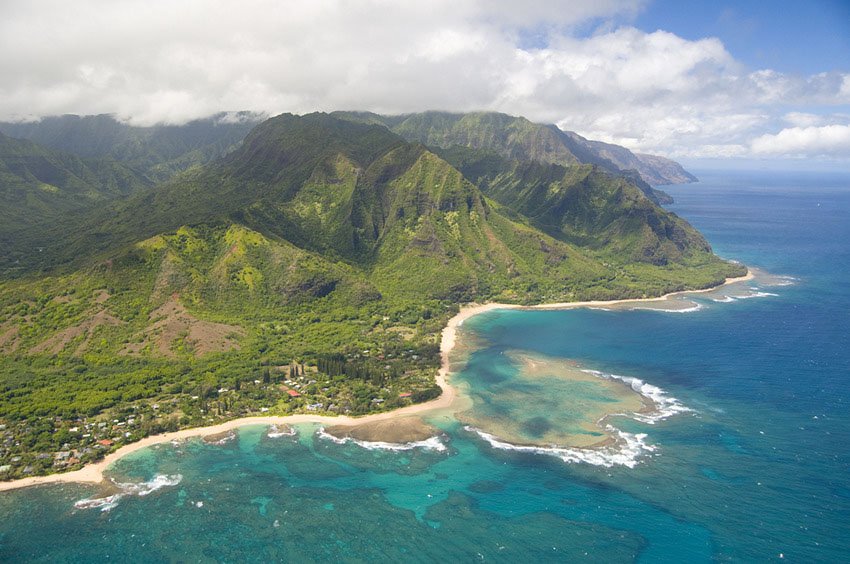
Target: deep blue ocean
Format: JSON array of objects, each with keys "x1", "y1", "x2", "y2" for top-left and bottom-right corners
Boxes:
[{"x1": 1, "y1": 170, "x2": 849, "y2": 562}]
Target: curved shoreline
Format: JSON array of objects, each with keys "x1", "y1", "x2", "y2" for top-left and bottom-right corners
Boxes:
[{"x1": 0, "y1": 271, "x2": 752, "y2": 492}]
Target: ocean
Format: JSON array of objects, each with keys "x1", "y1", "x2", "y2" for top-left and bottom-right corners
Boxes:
[{"x1": 1, "y1": 169, "x2": 849, "y2": 562}]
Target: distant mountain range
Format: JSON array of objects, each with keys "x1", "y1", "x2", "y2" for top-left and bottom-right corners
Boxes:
[
  {"x1": 0, "y1": 109, "x2": 739, "y2": 358},
  {"x1": 0, "y1": 112, "x2": 726, "y2": 290},
  {"x1": 0, "y1": 131, "x2": 150, "y2": 233},
  {"x1": 332, "y1": 110, "x2": 696, "y2": 187},
  {"x1": 1, "y1": 111, "x2": 695, "y2": 188},
  {"x1": 0, "y1": 112, "x2": 262, "y2": 183}
]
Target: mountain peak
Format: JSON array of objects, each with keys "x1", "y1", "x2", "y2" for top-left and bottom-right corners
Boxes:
[{"x1": 333, "y1": 110, "x2": 696, "y2": 187}]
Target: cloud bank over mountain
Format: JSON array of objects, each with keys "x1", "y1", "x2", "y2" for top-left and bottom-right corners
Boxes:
[{"x1": 1, "y1": 0, "x2": 847, "y2": 161}]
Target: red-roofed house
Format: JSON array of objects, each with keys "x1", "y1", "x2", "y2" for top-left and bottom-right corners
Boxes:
[
  {"x1": 287, "y1": 389, "x2": 301, "y2": 398},
  {"x1": 398, "y1": 392, "x2": 412, "y2": 398}
]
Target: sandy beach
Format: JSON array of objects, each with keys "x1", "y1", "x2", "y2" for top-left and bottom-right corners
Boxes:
[{"x1": 0, "y1": 271, "x2": 751, "y2": 493}]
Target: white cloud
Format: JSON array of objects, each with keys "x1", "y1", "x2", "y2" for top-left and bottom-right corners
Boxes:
[
  {"x1": 751, "y1": 125, "x2": 850, "y2": 157},
  {"x1": 783, "y1": 112, "x2": 826, "y2": 127},
  {"x1": 0, "y1": 0, "x2": 848, "y2": 160}
]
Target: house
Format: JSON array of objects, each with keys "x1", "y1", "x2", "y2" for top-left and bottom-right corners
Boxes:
[
  {"x1": 287, "y1": 389, "x2": 301, "y2": 398},
  {"x1": 97, "y1": 439, "x2": 114, "y2": 447},
  {"x1": 398, "y1": 392, "x2": 412, "y2": 398}
]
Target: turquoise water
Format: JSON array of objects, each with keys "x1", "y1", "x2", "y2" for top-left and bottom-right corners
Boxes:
[{"x1": 2, "y1": 170, "x2": 850, "y2": 561}]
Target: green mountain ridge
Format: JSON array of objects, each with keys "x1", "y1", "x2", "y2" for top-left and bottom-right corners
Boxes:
[
  {"x1": 0, "y1": 112, "x2": 263, "y2": 184},
  {"x1": 331, "y1": 110, "x2": 696, "y2": 187},
  {"x1": 3, "y1": 113, "x2": 737, "y2": 296},
  {"x1": 0, "y1": 131, "x2": 151, "y2": 235}
]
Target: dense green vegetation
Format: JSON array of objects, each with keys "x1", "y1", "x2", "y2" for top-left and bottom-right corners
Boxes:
[
  {"x1": 0, "y1": 112, "x2": 744, "y2": 480},
  {"x1": 0, "y1": 112, "x2": 262, "y2": 183},
  {"x1": 0, "y1": 132, "x2": 151, "y2": 235},
  {"x1": 0, "y1": 112, "x2": 263, "y2": 261},
  {"x1": 331, "y1": 110, "x2": 696, "y2": 187}
]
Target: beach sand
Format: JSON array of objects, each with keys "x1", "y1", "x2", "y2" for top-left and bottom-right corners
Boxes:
[{"x1": 0, "y1": 271, "x2": 752, "y2": 492}]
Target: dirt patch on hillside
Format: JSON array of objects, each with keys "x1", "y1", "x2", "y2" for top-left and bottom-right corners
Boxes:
[
  {"x1": 150, "y1": 254, "x2": 184, "y2": 302},
  {"x1": 0, "y1": 324, "x2": 20, "y2": 353},
  {"x1": 30, "y1": 310, "x2": 125, "y2": 355},
  {"x1": 123, "y1": 295, "x2": 243, "y2": 358}
]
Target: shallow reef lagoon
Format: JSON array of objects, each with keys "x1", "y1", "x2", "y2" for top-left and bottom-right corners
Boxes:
[{"x1": 2, "y1": 170, "x2": 849, "y2": 562}]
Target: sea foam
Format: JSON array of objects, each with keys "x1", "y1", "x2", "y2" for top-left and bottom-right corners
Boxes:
[
  {"x1": 317, "y1": 428, "x2": 447, "y2": 452},
  {"x1": 74, "y1": 474, "x2": 183, "y2": 512},
  {"x1": 582, "y1": 369, "x2": 693, "y2": 424},
  {"x1": 467, "y1": 426, "x2": 655, "y2": 469},
  {"x1": 267, "y1": 424, "x2": 297, "y2": 438},
  {"x1": 711, "y1": 288, "x2": 780, "y2": 303},
  {"x1": 465, "y1": 368, "x2": 691, "y2": 467},
  {"x1": 735, "y1": 290, "x2": 779, "y2": 299},
  {"x1": 630, "y1": 302, "x2": 704, "y2": 314}
]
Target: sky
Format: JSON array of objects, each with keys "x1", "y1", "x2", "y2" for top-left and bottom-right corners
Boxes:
[{"x1": 1, "y1": 0, "x2": 849, "y2": 164}]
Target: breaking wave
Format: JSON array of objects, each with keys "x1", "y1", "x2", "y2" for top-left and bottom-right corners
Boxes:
[
  {"x1": 74, "y1": 474, "x2": 183, "y2": 513},
  {"x1": 317, "y1": 428, "x2": 447, "y2": 452},
  {"x1": 467, "y1": 426, "x2": 655, "y2": 469},
  {"x1": 267, "y1": 424, "x2": 297, "y2": 438},
  {"x1": 736, "y1": 290, "x2": 779, "y2": 299},
  {"x1": 711, "y1": 287, "x2": 781, "y2": 303},
  {"x1": 582, "y1": 369, "x2": 692, "y2": 424},
  {"x1": 465, "y1": 368, "x2": 692, "y2": 467},
  {"x1": 630, "y1": 302, "x2": 703, "y2": 313}
]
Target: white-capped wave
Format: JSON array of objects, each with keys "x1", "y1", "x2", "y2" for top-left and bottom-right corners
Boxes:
[
  {"x1": 712, "y1": 295, "x2": 736, "y2": 303},
  {"x1": 581, "y1": 369, "x2": 692, "y2": 424},
  {"x1": 73, "y1": 493, "x2": 123, "y2": 512},
  {"x1": 467, "y1": 426, "x2": 655, "y2": 468},
  {"x1": 735, "y1": 291, "x2": 779, "y2": 299},
  {"x1": 630, "y1": 302, "x2": 703, "y2": 314},
  {"x1": 74, "y1": 474, "x2": 182, "y2": 512},
  {"x1": 113, "y1": 473, "x2": 182, "y2": 496},
  {"x1": 267, "y1": 424, "x2": 297, "y2": 438},
  {"x1": 317, "y1": 428, "x2": 447, "y2": 452}
]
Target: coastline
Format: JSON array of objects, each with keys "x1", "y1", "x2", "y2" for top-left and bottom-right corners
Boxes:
[{"x1": 0, "y1": 271, "x2": 751, "y2": 493}]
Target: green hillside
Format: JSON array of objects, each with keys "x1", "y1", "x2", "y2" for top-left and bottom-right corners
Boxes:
[
  {"x1": 0, "y1": 113, "x2": 262, "y2": 183},
  {"x1": 433, "y1": 146, "x2": 701, "y2": 264},
  {"x1": 0, "y1": 112, "x2": 743, "y2": 479},
  {"x1": 0, "y1": 132, "x2": 151, "y2": 234}
]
